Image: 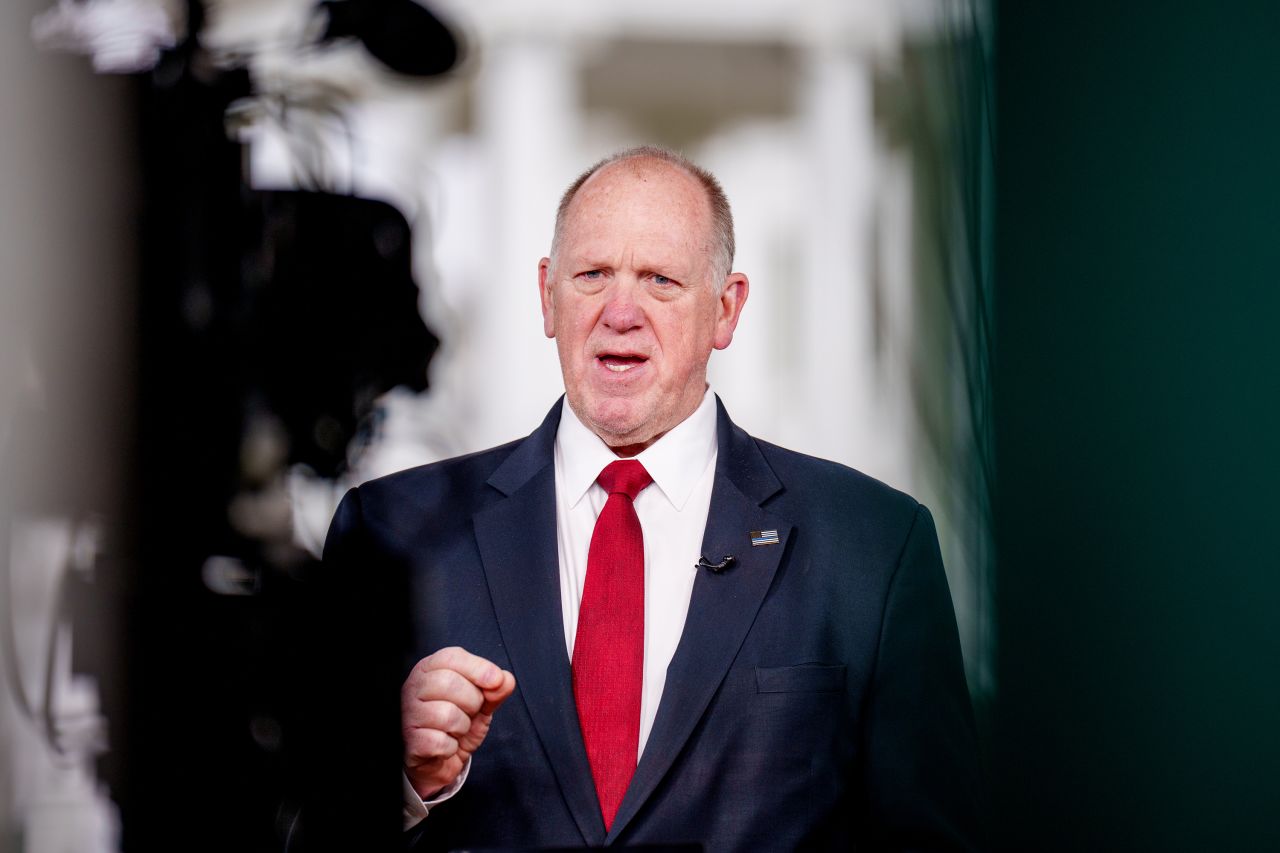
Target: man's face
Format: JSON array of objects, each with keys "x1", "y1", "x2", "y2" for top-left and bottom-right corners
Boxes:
[{"x1": 539, "y1": 160, "x2": 748, "y2": 455}]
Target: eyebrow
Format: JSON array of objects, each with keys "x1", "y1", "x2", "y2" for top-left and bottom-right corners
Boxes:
[{"x1": 570, "y1": 251, "x2": 697, "y2": 274}]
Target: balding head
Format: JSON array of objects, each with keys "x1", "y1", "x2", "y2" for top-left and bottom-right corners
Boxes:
[{"x1": 549, "y1": 146, "x2": 735, "y2": 287}]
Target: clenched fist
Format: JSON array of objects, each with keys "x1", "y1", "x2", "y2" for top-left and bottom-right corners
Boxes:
[{"x1": 401, "y1": 646, "x2": 517, "y2": 799}]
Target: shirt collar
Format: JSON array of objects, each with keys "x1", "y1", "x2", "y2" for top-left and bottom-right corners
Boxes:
[{"x1": 556, "y1": 388, "x2": 719, "y2": 512}]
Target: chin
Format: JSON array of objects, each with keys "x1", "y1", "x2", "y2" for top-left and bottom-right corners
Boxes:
[
  {"x1": 587, "y1": 407, "x2": 642, "y2": 441},
  {"x1": 582, "y1": 397, "x2": 650, "y2": 443}
]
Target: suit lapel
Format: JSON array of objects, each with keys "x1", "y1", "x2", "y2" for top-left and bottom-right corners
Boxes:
[
  {"x1": 606, "y1": 399, "x2": 792, "y2": 843},
  {"x1": 472, "y1": 401, "x2": 606, "y2": 846}
]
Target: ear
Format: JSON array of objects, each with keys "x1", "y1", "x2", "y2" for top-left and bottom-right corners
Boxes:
[
  {"x1": 712, "y1": 272, "x2": 749, "y2": 350},
  {"x1": 538, "y1": 257, "x2": 556, "y2": 338}
]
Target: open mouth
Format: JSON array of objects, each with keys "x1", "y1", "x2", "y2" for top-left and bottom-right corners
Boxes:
[{"x1": 596, "y1": 353, "x2": 648, "y2": 373}]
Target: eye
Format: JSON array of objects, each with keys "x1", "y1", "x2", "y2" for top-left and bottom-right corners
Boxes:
[
  {"x1": 580, "y1": 269, "x2": 603, "y2": 280},
  {"x1": 651, "y1": 273, "x2": 674, "y2": 286}
]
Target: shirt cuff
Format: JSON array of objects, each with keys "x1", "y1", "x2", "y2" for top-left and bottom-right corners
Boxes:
[{"x1": 402, "y1": 757, "x2": 471, "y2": 831}]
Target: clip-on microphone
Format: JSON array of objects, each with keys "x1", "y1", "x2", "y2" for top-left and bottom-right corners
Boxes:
[{"x1": 696, "y1": 554, "x2": 738, "y2": 574}]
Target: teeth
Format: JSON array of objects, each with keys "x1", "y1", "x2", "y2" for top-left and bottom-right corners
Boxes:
[{"x1": 604, "y1": 362, "x2": 636, "y2": 372}]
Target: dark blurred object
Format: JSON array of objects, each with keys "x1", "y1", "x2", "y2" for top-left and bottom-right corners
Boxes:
[
  {"x1": 89, "y1": 8, "x2": 439, "y2": 850},
  {"x1": 244, "y1": 190, "x2": 436, "y2": 478},
  {"x1": 454, "y1": 847, "x2": 703, "y2": 852},
  {"x1": 317, "y1": 0, "x2": 460, "y2": 77}
]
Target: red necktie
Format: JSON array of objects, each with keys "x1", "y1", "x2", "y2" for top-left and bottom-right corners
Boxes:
[{"x1": 573, "y1": 459, "x2": 652, "y2": 830}]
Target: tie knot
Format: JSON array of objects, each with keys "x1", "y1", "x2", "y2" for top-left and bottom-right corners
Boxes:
[{"x1": 596, "y1": 460, "x2": 653, "y2": 501}]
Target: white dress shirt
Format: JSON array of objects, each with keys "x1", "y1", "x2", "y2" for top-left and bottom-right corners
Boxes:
[
  {"x1": 554, "y1": 387, "x2": 719, "y2": 757},
  {"x1": 404, "y1": 389, "x2": 719, "y2": 829}
]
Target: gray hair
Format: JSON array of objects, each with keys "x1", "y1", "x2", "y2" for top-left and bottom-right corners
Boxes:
[{"x1": 548, "y1": 145, "x2": 735, "y2": 287}]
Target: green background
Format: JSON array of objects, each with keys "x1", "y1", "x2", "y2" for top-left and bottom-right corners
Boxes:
[{"x1": 992, "y1": 2, "x2": 1280, "y2": 849}]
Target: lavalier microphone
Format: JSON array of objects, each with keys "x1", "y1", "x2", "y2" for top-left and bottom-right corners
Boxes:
[{"x1": 696, "y1": 555, "x2": 738, "y2": 573}]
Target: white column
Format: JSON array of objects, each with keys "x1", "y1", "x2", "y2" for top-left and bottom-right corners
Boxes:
[
  {"x1": 466, "y1": 32, "x2": 580, "y2": 447},
  {"x1": 792, "y1": 43, "x2": 884, "y2": 474}
]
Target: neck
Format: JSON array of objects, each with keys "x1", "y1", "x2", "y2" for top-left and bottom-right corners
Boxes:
[
  {"x1": 572, "y1": 384, "x2": 710, "y2": 459},
  {"x1": 604, "y1": 433, "x2": 666, "y2": 458}
]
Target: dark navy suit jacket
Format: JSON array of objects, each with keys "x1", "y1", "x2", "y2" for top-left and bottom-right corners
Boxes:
[{"x1": 322, "y1": 398, "x2": 984, "y2": 852}]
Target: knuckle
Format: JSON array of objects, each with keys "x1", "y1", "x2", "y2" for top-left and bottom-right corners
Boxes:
[
  {"x1": 440, "y1": 668, "x2": 471, "y2": 695},
  {"x1": 404, "y1": 729, "x2": 433, "y2": 759},
  {"x1": 418, "y1": 646, "x2": 460, "y2": 673},
  {"x1": 442, "y1": 705, "x2": 472, "y2": 735},
  {"x1": 433, "y1": 646, "x2": 466, "y2": 667},
  {"x1": 408, "y1": 727, "x2": 457, "y2": 759},
  {"x1": 408, "y1": 648, "x2": 499, "y2": 706},
  {"x1": 419, "y1": 668, "x2": 461, "y2": 699},
  {"x1": 422, "y1": 701, "x2": 470, "y2": 734},
  {"x1": 402, "y1": 695, "x2": 433, "y2": 725},
  {"x1": 428, "y1": 670, "x2": 483, "y2": 711},
  {"x1": 455, "y1": 685, "x2": 484, "y2": 715},
  {"x1": 428, "y1": 730, "x2": 458, "y2": 756}
]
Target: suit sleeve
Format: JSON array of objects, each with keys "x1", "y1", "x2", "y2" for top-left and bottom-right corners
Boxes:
[{"x1": 860, "y1": 504, "x2": 987, "y2": 852}]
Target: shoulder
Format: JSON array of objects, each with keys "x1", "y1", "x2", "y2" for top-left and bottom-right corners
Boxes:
[
  {"x1": 715, "y1": 397, "x2": 922, "y2": 535},
  {"x1": 328, "y1": 399, "x2": 562, "y2": 553},
  {"x1": 752, "y1": 436, "x2": 919, "y2": 512},
  {"x1": 351, "y1": 437, "x2": 526, "y2": 521},
  {"x1": 749, "y1": 436, "x2": 925, "y2": 546}
]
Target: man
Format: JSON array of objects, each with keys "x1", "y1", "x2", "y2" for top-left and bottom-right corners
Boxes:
[{"x1": 323, "y1": 147, "x2": 984, "y2": 851}]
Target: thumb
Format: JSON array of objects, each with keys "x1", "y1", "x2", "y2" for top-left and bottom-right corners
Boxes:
[
  {"x1": 458, "y1": 672, "x2": 515, "y2": 757},
  {"x1": 479, "y1": 670, "x2": 516, "y2": 717}
]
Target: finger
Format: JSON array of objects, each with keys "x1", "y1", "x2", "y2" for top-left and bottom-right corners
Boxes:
[
  {"x1": 404, "y1": 700, "x2": 471, "y2": 737},
  {"x1": 404, "y1": 727, "x2": 460, "y2": 762},
  {"x1": 416, "y1": 647, "x2": 505, "y2": 691},
  {"x1": 457, "y1": 706, "x2": 495, "y2": 756},
  {"x1": 412, "y1": 669, "x2": 485, "y2": 715},
  {"x1": 479, "y1": 670, "x2": 516, "y2": 716},
  {"x1": 459, "y1": 673, "x2": 516, "y2": 756}
]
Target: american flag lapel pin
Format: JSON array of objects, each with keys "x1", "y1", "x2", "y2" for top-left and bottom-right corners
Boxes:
[{"x1": 750, "y1": 529, "x2": 780, "y2": 547}]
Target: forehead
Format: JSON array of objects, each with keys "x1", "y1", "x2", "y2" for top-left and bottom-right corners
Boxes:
[{"x1": 559, "y1": 161, "x2": 714, "y2": 264}]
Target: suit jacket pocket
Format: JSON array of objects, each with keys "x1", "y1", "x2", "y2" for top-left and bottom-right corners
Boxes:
[{"x1": 755, "y1": 663, "x2": 846, "y2": 693}]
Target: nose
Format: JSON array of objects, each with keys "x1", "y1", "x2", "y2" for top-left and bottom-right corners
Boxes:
[{"x1": 599, "y1": 281, "x2": 644, "y2": 333}]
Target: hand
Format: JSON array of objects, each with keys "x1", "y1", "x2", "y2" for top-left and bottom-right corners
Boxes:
[{"x1": 401, "y1": 646, "x2": 517, "y2": 799}]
